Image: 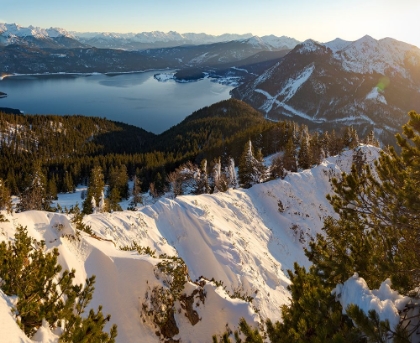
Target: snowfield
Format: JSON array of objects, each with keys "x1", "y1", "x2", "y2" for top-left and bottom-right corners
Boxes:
[{"x1": 0, "y1": 147, "x2": 384, "y2": 343}]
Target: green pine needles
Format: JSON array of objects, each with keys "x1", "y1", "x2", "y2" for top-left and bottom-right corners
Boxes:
[
  {"x1": 214, "y1": 111, "x2": 420, "y2": 342},
  {"x1": 0, "y1": 225, "x2": 117, "y2": 342}
]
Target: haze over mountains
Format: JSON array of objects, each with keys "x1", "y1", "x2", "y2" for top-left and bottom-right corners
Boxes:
[
  {"x1": 233, "y1": 36, "x2": 420, "y2": 145},
  {"x1": 0, "y1": 23, "x2": 299, "y2": 50},
  {"x1": 1, "y1": 20, "x2": 420, "y2": 343},
  {"x1": 1, "y1": 22, "x2": 420, "y2": 145}
]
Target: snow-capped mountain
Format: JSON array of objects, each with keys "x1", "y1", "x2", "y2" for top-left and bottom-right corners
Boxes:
[
  {"x1": 0, "y1": 23, "x2": 74, "y2": 39},
  {"x1": 0, "y1": 146, "x2": 381, "y2": 343},
  {"x1": 73, "y1": 30, "x2": 256, "y2": 49},
  {"x1": 0, "y1": 23, "x2": 300, "y2": 51},
  {"x1": 240, "y1": 35, "x2": 300, "y2": 51},
  {"x1": 74, "y1": 32, "x2": 300, "y2": 51},
  {"x1": 0, "y1": 23, "x2": 87, "y2": 49},
  {"x1": 232, "y1": 36, "x2": 420, "y2": 145}
]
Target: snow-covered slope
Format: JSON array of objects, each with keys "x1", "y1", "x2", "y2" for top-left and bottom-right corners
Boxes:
[
  {"x1": 233, "y1": 35, "x2": 420, "y2": 146},
  {"x1": 241, "y1": 35, "x2": 300, "y2": 51},
  {"x1": 0, "y1": 147, "x2": 380, "y2": 343},
  {"x1": 0, "y1": 23, "x2": 86, "y2": 49},
  {"x1": 74, "y1": 30, "x2": 253, "y2": 45},
  {"x1": 0, "y1": 23, "x2": 74, "y2": 39},
  {"x1": 336, "y1": 35, "x2": 420, "y2": 76},
  {"x1": 0, "y1": 22, "x2": 300, "y2": 51},
  {"x1": 74, "y1": 32, "x2": 299, "y2": 51}
]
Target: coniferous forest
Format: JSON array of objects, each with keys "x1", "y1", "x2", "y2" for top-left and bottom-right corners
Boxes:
[
  {"x1": 212, "y1": 112, "x2": 420, "y2": 342},
  {"x1": 0, "y1": 99, "x2": 372, "y2": 212},
  {"x1": 4, "y1": 99, "x2": 420, "y2": 343}
]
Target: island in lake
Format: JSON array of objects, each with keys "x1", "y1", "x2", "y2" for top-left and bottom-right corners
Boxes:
[{"x1": 0, "y1": 92, "x2": 7, "y2": 98}]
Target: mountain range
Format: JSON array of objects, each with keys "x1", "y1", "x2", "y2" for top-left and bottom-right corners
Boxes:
[
  {"x1": 0, "y1": 23, "x2": 299, "y2": 50},
  {"x1": 232, "y1": 35, "x2": 420, "y2": 145},
  {"x1": 1, "y1": 22, "x2": 419, "y2": 342},
  {"x1": 1, "y1": 23, "x2": 420, "y2": 145}
]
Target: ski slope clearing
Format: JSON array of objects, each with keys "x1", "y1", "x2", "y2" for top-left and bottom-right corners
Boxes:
[{"x1": 0, "y1": 146, "x2": 380, "y2": 343}]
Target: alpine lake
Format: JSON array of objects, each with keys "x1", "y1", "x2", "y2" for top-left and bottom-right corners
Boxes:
[{"x1": 0, "y1": 71, "x2": 234, "y2": 134}]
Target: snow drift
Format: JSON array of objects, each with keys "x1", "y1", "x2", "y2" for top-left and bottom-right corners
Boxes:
[{"x1": 0, "y1": 146, "x2": 382, "y2": 343}]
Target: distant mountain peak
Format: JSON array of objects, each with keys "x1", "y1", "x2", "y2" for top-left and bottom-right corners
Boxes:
[
  {"x1": 323, "y1": 38, "x2": 352, "y2": 53},
  {"x1": 0, "y1": 22, "x2": 73, "y2": 39},
  {"x1": 295, "y1": 39, "x2": 325, "y2": 54},
  {"x1": 233, "y1": 34, "x2": 420, "y2": 146}
]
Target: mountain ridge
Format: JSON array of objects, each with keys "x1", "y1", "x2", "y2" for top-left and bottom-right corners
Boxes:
[
  {"x1": 0, "y1": 22, "x2": 300, "y2": 50},
  {"x1": 0, "y1": 145, "x2": 381, "y2": 343},
  {"x1": 232, "y1": 35, "x2": 420, "y2": 146}
]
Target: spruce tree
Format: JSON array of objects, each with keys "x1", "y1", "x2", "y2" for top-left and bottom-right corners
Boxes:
[
  {"x1": 238, "y1": 140, "x2": 265, "y2": 188},
  {"x1": 298, "y1": 133, "x2": 311, "y2": 170},
  {"x1": 270, "y1": 155, "x2": 285, "y2": 179},
  {"x1": 226, "y1": 157, "x2": 238, "y2": 189},
  {"x1": 282, "y1": 137, "x2": 297, "y2": 172},
  {"x1": 212, "y1": 158, "x2": 228, "y2": 193},
  {"x1": 129, "y1": 175, "x2": 143, "y2": 208},
  {"x1": 365, "y1": 130, "x2": 380, "y2": 147},
  {"x1": 229, "y1": 113, "x2": 420, "y2": 342},
  {"x1": 83, "y1": 166, "x2": 105, "y2": 214},
  {"x1": 18, "y1": 162, "x2": 51, "y2": 212},
  {"x1": 238, "y1": 140, "x2": 254, "y2": 188},
  {"x1": 195, "y1": 159, "x2": 210, "y2": 194},
  {"x1": 0, "y1": 178, "x2": 12, "y2": 213}
]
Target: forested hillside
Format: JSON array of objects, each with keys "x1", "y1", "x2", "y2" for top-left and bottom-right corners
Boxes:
[{"x1": 0, "y1": 99, "x2": 371, "y2": 203}]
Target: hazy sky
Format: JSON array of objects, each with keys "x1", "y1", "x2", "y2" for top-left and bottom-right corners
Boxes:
[{"x1": 2, "y1": 0, "x2": 420, "y2": 47}]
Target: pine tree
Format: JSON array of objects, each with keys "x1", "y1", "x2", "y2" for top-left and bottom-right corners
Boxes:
[
  {"x1": 238, "y1": 140, "x2": 265, "y2": 188},
  {"x1": 343, "y1": 126, "x2": 359, "y2": 149},
  {"x1": 0, "y1": 226, "x2": 117, "y2": 341},
  {"x1": 365, "y1": 130, "x2": 380, "y2": 147},
  {"x1": 0, "y1": 178, "x2": 12, "y2": 213},
  {"x1": 262, "y1": 263, "x2": 360, "y2": 343},
  {"x1": 129, "y1": 175, "x2": 143, "y2": 208},
  {"x1": 108, "y1": 187, "x2": 122, "y2": 212},
  {"x1": 154, "y1": 172, "x2": 165, "y2": 196},
  {"x1": 270, "y1": 155, "x2": 285, "y2": 179},
  {"x1": 83, "y1": 166, "x2": 105, "y2": 214},
  {"x1": 228, "y1": 113, "x2": 420, "y2": 342},
  {"x1": 309, "y1": 132, "x2": 323, "y2": 166},
  {"x1": 195, "y1": 159, "x2": 210, "y2": 194},
  {"x1": 108, "y1": 165, "x2": 129, "y2": 201},
  {"x1": 98, "y1": 190, "x2": 106, "y2": 213},
  {"x1": 312, "y1": 112, "x2": 420, "y2": 293},
  {"x1": 47, "y1": 177, "x2": 58, "y2": 201},
  {"x1": 282, "y1": 138, "x2": 297, "y2": 172},
  {"x1": 226, "y1": 157, "x2": 238, "y2": 189},
  {"x1": 328, "y1": 130, "x2": 342, "y2": 156},
  {"x1": 212, "y1": 158, "x2": 228, "y2": 193},
  {"x1": 254, "y1": 147, "x2": 266, "y2": 182},
  {"x1": 298, "y1": 131, "x2": 311, "y2": 170},
  {"x1": 18, "y1": 162, "x2": 51, "y2": 212}
]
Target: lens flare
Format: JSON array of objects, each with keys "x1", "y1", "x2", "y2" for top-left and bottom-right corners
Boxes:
[{"x1": 376, "y1": 76, "x2": 390, "y2": 92}]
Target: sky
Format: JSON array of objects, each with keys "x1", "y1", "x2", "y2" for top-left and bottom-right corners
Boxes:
[{"x1": 1, "y1": 0, "x2": 420, "y2": 48}]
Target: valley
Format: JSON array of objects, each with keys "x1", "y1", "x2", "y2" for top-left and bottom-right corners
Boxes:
[{"x1": 1, "y1": 19, "x2": 420, "y2": 343}]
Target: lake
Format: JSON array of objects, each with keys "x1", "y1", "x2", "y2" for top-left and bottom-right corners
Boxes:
[{"x1": 0, "y1": 71, "x2": 234, "y2": 134}]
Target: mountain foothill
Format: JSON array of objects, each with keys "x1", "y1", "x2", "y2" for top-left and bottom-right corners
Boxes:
[{"x1": 1, "y1": 22, "x2": 420, "y2": 343}]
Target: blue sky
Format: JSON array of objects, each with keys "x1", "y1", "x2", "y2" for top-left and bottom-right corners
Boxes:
[{"x1": 1, "y1": 0, "x2": 420, "y2": 47}]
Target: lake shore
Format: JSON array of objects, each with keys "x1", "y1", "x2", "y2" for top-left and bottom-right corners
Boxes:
[
  {"x1": 0, "y1": 68, "x2": 176, "y2": 81},
  {"x1": 0, "y1": 70, "x2": 233, "y2": 133}
]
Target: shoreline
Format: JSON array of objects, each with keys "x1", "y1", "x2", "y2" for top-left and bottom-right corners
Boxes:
[
  {"x1": 1, "y1": 69, "x2": 241, "y2": 87},
  {"x1": 0, "y1": 68, "x2": 176, "y2": 81}
]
